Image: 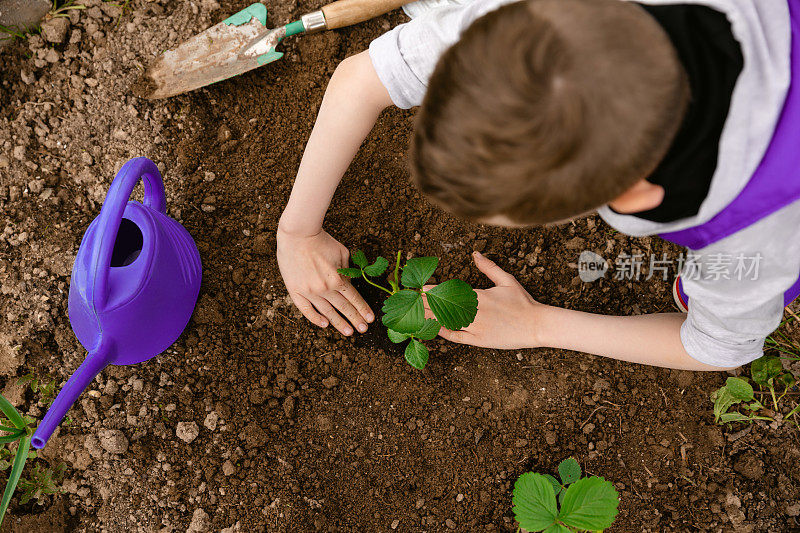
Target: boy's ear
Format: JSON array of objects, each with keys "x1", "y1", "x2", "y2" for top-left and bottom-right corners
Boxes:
[{"x1": 608, "y1": 180, "x2": 664, "y2": 214}]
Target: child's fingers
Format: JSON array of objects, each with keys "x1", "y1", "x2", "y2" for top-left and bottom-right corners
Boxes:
[
  {"x1": 339, "y1": 283, "x2": 375, "y2": 323},
  {"x1": 309, "y1": 296, "x2": 354, "y2": 336},
  {"x1": 326, "y1": 291, "x2": 368, "y2": 333},
  {"x1": 291, "y1": 293, "x2": 329, "y2": 328},
  {"x1": 438, "y1": 327, "x2": 469, "y2": 344},
  {"x1": 473, "y1": 251, "x2": 516, "y2": 287}
]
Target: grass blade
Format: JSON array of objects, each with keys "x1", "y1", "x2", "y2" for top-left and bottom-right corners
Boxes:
[
  {"x1": 0, "y1": 431, "x2": 25, "y2": 444},
  {"x1": 0, "y1": 435, "x2": 30, "y2": 525},
  {"x1": 0, "y1": 396, "x2": 24, "y2": 430}
]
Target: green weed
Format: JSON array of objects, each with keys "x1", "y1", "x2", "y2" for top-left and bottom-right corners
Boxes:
[
  {"x1": 0, "y1": 394, "x2": 35, "y2": 525},
  {"x1": 711, "y1": 355, "x2": 800, "y2": 426}
]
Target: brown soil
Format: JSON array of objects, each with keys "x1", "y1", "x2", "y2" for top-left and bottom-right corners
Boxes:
[{"x1": 1, "y1": 1, "x2": 800, "y2": 531}]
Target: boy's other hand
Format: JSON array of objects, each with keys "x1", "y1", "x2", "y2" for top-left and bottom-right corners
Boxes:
[
  {"x1": 423, "y1": 252, "x2": 543, "y2": 349},
  {"x1": 277, "y1": 227, "x2": 374, "y2": 336}
]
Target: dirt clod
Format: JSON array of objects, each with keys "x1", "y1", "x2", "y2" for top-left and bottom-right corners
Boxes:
[
  {"x1": 98, "y1": 429, "x2": 128, "y2": 454},
  {"x1": 176, "y1": 421, "x2": 200, "y2": 444}
]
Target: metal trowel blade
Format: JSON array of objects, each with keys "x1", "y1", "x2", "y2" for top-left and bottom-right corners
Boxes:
[{"x1": 134, "y1": 10, "x2": 285, "y2": 100}]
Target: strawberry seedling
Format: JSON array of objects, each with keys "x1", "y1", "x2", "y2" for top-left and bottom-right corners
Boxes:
[
  {"x1": 338, "y1": 250, "x2": 478, "y2": 369},
  {"x1": 512, "y1": 458, "x2": 620, "y2": 532}
]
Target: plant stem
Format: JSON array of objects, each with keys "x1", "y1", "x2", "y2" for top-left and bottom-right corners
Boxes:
[
  {"x1": 361, "y1": 271, "x2": 393, "y2": 296},
  {"x1": 392, "y1": 250, "x2": 402, "y2": 291},
  {"x1": 770, "y1": 386, "x2": 779, "y2": 411},
  {"x1": 786, "y1": 403, "x2": 800, "y2": 419}
]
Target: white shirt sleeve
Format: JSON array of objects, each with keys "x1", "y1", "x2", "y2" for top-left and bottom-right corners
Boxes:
[{"x1": 368, "y1": 0, "x2": 514, "y2": 109}]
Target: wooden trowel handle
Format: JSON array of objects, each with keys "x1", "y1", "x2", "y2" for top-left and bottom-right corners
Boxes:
[{"x1": 321, "y1": 0, "x2": 408, "y2": 30}]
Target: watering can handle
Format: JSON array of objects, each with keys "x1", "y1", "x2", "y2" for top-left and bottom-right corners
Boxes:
[{"x1": 88, "y1": 157, "x2": 167, "y2": 311}]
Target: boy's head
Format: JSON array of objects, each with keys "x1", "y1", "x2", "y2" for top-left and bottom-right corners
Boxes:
[{"x1": 410, "y1": 0, "x2": 689, "y2": 225}]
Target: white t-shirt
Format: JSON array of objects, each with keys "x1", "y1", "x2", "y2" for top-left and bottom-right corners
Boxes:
[{"x1": 368, "y1": 0, "x2": 794, "y2": 368}]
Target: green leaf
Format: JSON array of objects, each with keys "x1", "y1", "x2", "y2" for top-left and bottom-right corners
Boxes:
[
  {"x1": 719, "y1": 412, "x2": 752, "y2": 424},
  {"x1": 351, "y1": 250, "x2": 368, "y2": 268},
  {"x1": 725, "y1": 377, "x2": 754, "y2": 402},
  {"x1": 404, "y1": 339, "x2": 429, "y2": 370},
  {"x1": 337, "y1": 268, "x2": 362, "y2": 278},
  {"x1": 777, "y1": 373, "x2": 796, "y2": 390},
  {"x1": 558, "y1": 458, "x2": 581, "y2": 485},
  {"x1": 387, "y1": 329, "x2": 410, "y2": 344},
  {"x1": 712, "y1": 387, "x2": 738, "y2": 422},
  {"x1": 0, "y1": 430, "x2": 25, "y2": 444},
  {"x1": 745, "y1": 401, "x2": 762, "y2": 411},
  {"x1": 543, "y1": 524, "x2": 571, "y2": 533},
  {"x1": 512, "y1": 473, "x2": 559, "y2": 532},
  {"x1": 750, "y1": 356, "x2": 783, "y2": 386},
  {"x1": 558, "y1": 476, "x2": 620, "y2": 530},
  {"x1": 382, "y1": 290, "x2": 425, "y2": 334},
  {"x1": 401, "y1": 257, "x2": 439, "y2": 289},
  {"x1": 424, "y1": 280, "x2": 478, "y2": 331},
  {"x1": 0, "y1": 395, "x2": 25, "y2": 430},
  {"x1": 414, "y1": 319, "x2": 441, "y2": 341},
  {"x1": 543, "y1": 474, "x2": 562, "y2": 495},
  {"x1": 363, "y1": 257, "x2": 389, "y2": 277},
  {"x1": 0, "y1": 434, "x2": 30, "y2": 526}
]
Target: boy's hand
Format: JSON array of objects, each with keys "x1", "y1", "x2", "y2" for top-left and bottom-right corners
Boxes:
[
  {"x1": 277, "y1": 227, "x2": 374, "y2": 336},
  {"x1": 424, "y1": 252, "x2": 543, "y2": 349}
]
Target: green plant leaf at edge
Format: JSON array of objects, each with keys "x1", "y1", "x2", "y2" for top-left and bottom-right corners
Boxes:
[
  {"x1": 543, "y1": 474, "x2": 562, "y2": 495},
  {"x1": 512, "y1": 472, "x2": 559, "y2": 532},
  {"x1": 0, "y1": 395, "x2": 25, "y2": 430},
  {"x1": 750, "y1": 355, "x2": 783, "y2": 386},
  {"x1": 712, "y1": 386, "x2": 738, "y2": 422},
  {"x1": 0, "y1": 434, "x2": 30, "y2": 526},
  {"x1": 414, "y1": 319, "x2": 441, "y2": 341},
  {"x1": 558, "y1": 458, "x2": 581, "y2": 485},
  {"x1": 719, "y1": 412, "x2": 752, "y2": 424},
  {"x1": 337, "y1": 268, "x2": 362, "y2": 278},
  {"x1": 404, "y1": 339, "x2": 429, "y2": 370},
  {"x1": 382, "y1": 290, "x2": 424, "y2": 334},
  {"x1": 351, "y1": 250, "x2": 368, "y2": 268},
  {"x1": 425, "y1": 280, "x2": 478, "y2": 331},
  {"x1": 725, "y1": 377, "x2": 755, "y2": 402},
  {"x1": 0, "y1": 430, "x2": 25, "y2": 444},
  {"x1": 401, "y1": 257, "x2": 439, "y2": 288},
  {"x1": 558, "y1": 476, "x2": 620, "y2": 531},
  {"x1": 543, "y1": 524, "x2": 571, "y2": 533},
  {"x1": 387, "y1": 329, "x2": 410, "y2": 343},
  {"x1": 364, "y1": 257, "x2": 389, "y2": 277}
]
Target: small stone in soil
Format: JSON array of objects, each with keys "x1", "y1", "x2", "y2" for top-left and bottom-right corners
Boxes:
[
  {"x1": 98, "y1": 429, "x2": 128, "y2": 454},
  {"x1": 176, "y1": 421, "x2": 200, "y2": 443},
  {"x1": 322, "y1": 376, "x2": 340, "y2": 389},
  {"x1": 189, "y1": 508, "x2": 210, "y2": 532},
  {"x1": 203, "y1": 411, "x2": 219, "y2": 431}
]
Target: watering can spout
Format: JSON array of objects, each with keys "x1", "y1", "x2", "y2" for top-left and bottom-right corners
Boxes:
[{"x1": 32, "y1": 339, "x2": 112, "y2": 449}]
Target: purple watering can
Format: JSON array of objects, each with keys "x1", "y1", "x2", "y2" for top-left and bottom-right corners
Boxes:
[{"x1": 32, "y1": 157, "x2": 202, "y2": 449}]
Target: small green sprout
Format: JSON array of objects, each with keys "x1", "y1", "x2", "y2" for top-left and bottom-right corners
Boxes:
[
  {"x1": 711, "y1": 355, "x2": 800, "y2": 426},
  {"x1": 338, "y1": 250, "x2": 478, "y2": 369},
  {"x1": 17, "y1": 463, "x2": 65, "y2": 505},
  {"x1": 512, "y1": 458, "x2": 620, "y2": 532},
  {"x1": 18, "y1": 373, "x2": 58, "y2": 407}
]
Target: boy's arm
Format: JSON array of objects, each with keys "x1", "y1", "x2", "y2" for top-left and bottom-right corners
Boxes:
[
  {"x1": 426, "y1": 252, "x2": 735, "y2": 371},
  {"x1": 278, "y1": 51, "x2": 393, "y2": 335}
]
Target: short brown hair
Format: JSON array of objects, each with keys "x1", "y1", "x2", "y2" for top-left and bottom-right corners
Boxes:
[{"x1": 410, "y1": 0, "x2": 689, "y2": 224}]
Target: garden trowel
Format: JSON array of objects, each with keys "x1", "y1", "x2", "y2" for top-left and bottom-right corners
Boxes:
[{"x1": 136, "y1": 0, "x2": 408, "y2": 99}]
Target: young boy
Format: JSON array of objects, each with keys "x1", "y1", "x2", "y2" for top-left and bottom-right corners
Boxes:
[{"x1": 277, "y1": 0, "x2": 800, "y2": 371}]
